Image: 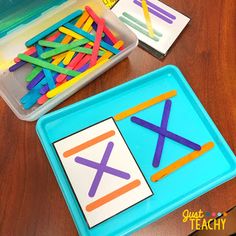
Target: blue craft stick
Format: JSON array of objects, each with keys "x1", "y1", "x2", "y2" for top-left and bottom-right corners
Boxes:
[
  {"x1": 36, "y1": 45, "x2": 56, "y2": 90},
  {"x1": 23, "y1": 91, "x2": 41, "y2": 110},
  {"x1": 64, "y1": 23, "x2": 120, "y2": 54},
  {"x1": 25, "y1": 10, "x2": 83, "y2": 47},
  {"x1": 9, "y1": 52, "x2": 38, "y2": 72}
]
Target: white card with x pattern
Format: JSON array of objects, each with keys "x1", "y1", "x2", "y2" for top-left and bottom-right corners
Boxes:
[{"x1": 54, "y1": 118, "x2": 153, "y2": 228}]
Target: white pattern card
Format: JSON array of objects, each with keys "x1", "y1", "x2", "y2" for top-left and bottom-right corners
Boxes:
[
  {"x1": 112, "y1": 0, "x2": 190, "y2": 56},
  {"x1": 54, "y1": 118, "x2": 152, "y2": 228}
]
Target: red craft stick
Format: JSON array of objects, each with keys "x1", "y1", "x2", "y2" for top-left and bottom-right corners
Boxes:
[
  {"x1": 90, "y1": 18, "x2": 105, "y2": 67},
  {"x1": 74, "y1": 54, "x2": 91, "y2": 71},
  {"x1": 85, "y1": 6, "x2": 118, "y2": 45}
]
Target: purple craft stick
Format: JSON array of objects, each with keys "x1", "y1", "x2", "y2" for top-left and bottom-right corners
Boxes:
[
  {"x1": 131, "y1": 116, "x2": 201, "y2": 151},
  {"x1": 153, "y1": 100, "x2": 172, "y2": 167},
  {"x1": 39, "y1": 73, "x2": 59, "y2": 94},
  {"x1": 27, "y1": 72, "x2": 45, "y2": 90},
  {"x1": 74, "y1": 157, "x2": 130, "y2": 180},
  {"x1": 135, "y1": 0, "x2": 176, "y2": 20},
  {"x1": 75, "y1": 142, "x2": 130, "y2": 198},
  {"x1": 133, "y1": 0, "x2": 173, "y2": 24},
  {"x1": 9, "y1": 52, "x2": 38, "y2": 72}
]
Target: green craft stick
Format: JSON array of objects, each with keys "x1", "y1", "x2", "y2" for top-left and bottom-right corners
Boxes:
[
  {"x1": 38, "y1": 40, "x2": 62, "y2": 48},
  {"x1": 25, "y1": 66, "x2": 42, "y2": 82},
  {"x1": 18, "y1": 54, "x2": 80, "y2": 77},
  {"x1": 119, "y1": 16, "x2": 159, "y2": 41},
  {"x1": 122, "y1": 12, "x2": 162, "y2": 37},
  {"x1": 40, "y1": 38, "x2": 89, "y2": 59},
  {"x1": 71, "y1": 47, "x2": 105, "y2": 56}
]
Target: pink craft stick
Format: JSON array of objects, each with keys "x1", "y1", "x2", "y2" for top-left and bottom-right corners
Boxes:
[
  {"x1": 74, "y1": 54, "x2": 91, "y2": 71},
  {"x1": 56, "y1": 44, "x2": 92, "y2": 83},
  {"x1": 14, "y1": 31, "x2": 61, "y2": 63},
  {"x1": 90, "y1": 18, "x2": 105, "y2": 67},
  {"x1": 37, "y1": 94, "x2": 48, "y2": 105},
  {"x1": 85, "y1": 6, "x2": 119, "y2": 45}
]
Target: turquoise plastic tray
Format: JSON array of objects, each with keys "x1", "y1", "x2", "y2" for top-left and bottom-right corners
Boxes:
[{"x1": 36, "y1": 65, "x2": 236, "y2": 236}]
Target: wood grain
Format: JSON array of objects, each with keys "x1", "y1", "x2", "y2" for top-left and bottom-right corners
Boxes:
[{"x1": 0, "y1": 0, "x2": 235, "y2": 235}]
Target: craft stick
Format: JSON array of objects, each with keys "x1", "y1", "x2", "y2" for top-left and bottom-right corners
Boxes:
[
  {"x1": 64, "y1": 23, "x2": 120, "y2": 54},
  {"x1": 119, "y1": 16, "x2": 159, "y2": 41},
  {"x1": 36, "y1": 45, "x2": 55, "y2": 90},
  {"x1": 85, "y1": 6, "x2": 118, "y2": 44},
  {"x1": 25, "y1": 10, "x2": 83, "y2": 47},
  {"x1": 38, "y1": 40, "x2": 62, "y2": 48},
  {"x1": 90, "y1": 18, "x2": 105, "y2": 67},
  {"x1": 141, "y1": 0, "x2": 155, "y2": 38},
  {"x1": 37, "y1": 94, "x2": 48, "y2": 105},
  {"x1": 72, "y1": 47, "x2": 105, "y2": 56},
  {"x1": 40, "y1": 38, "x2": 89, "y2": 59},
  {"x1": 63, "y1": 51, "x2": 75, "y2": 65},
  {"x1": 14, "y1": 47, "x2": 36, "y2": 63},
  {"x1": 123, "y1": 12, "x2": 162, "y2": 37},
  {"x1": 9, "y1": 52, "x2": 38, "y2": 72},
  {"x1": 25, "y1": 66, "x2": 42, "y2": 82},
  {"x1": 18, "y1": 54, "x2": 80, "y2": 77},
  {"x1": 131, "y1": 116, "x2": 201, "y2": 150},
  {"x1": 27, "y1": 72, "x2": 45, "y2": 90},
  {"x1": 97, "y1": 40, "x2": 124, "y2": 63},
  {"x1": 23, "y1": 91, "x2": 41, "y2": 110},
  {"x1": 151, "y1": 142, "x2": 214, "y2": 182},
  {"x1": 86, "y1": 179, "x2": 141, "y2": 212},
  {"x1": 114, "y1": 90, "x2": 177, "y2": 121},
  {"x1": 56, "y1": 44, "x2": 92, "y2": 83},
  {"x1": 92, "y1": 22, "x2": 112, "y2": 46},
  {"x1": 46, "y1": 59, "x2": 107, "y2": 98},
  {"x1": 153, "y1": 100, "x2": 171, "y2": 167},
  {"x1": 63, "y1": 130, "x2": 115, "y2": 157}
]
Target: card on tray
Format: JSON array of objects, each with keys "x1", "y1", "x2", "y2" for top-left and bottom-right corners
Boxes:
[
  {"x1": 112, "y1": 0, "x2": 190, "y2": 58},
  {"x1": 53, "y1": 117, "x2": 153, "y2": 228}
]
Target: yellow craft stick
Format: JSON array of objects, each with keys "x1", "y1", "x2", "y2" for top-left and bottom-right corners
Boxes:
[
  {"x1": 141, "y1": 0, "x2": 155, "y2": 38},
  {"x1": 97, "y1": 40, "x2": 124, "y2": 63},
  {"x1": 151, "y1": 142, "x2": 214, "y2": 182},
  {"x1": 62, "y1": 16, "x2": 94, "y2": 65},
  {"x1": 46, "y1": 59, "x2": 108, "y2": 98},
  {"x1": 114, "y1": 90, "x2": 177, "y2": 121}
]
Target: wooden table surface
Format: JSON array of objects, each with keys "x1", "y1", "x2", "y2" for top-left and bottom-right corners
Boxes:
[{"x1": 0, "y1": 0, "x2": 235, "y2": 235}]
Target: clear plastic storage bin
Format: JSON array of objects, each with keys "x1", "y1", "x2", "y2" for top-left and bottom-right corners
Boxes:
[{"x1": 0, "y1": 0, "x2": 138, "y2": 121}]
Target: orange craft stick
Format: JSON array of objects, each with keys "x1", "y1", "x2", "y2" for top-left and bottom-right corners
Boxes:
[
  {"x1": 63, "y1": 130, "x2": 116, "y2": 158},
  {"x1": 86, "y1": 180, "x2": 141, "y2": 212},
  {"x1": 90, "y1": 18, "x2": 105, "y2": 67},
  {"x1": 114, "y1": 90, "x2": 177, "y2": 121},
  {"x1": 151, "y1": 142, "x2": 214, "y2": 182}
]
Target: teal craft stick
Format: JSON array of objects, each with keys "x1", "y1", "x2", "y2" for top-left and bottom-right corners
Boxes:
[
  {"x1": 25, "y1": 10, "x2": 83, "y2": 47},
  {"x1": 40, "y1": 38, "x2": 89, "y2": 59},
  {"x1": 119, "y1": 16, "x2": 159, "y2": 41},
  {"x1": 64, "y1": 23, "x2": 120, "y2": 54},
  {"x1": 18, "y1": 54, "x2": 80, "y2": 77},
  {"x1": 36, "y1": 45, "x2": 56, "y2": 90},
  {"x1": 122, "y1": 12, "x2": 162, "y2": 37}
]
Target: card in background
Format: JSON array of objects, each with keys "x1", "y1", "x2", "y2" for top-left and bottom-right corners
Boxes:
[
  {"x1": 54, "y1": 118, "x2": 152, "y2": 228},
  {"x1": 112, "y1": 0, "x2": 190, "y2": 58}
]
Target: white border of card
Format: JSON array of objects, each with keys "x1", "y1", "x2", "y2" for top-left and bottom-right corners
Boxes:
[
  {"x1": 54, "y1": 118, "x2": 153, "y2": 228},
  {"x1": 112, "y1": 0, "x2": 190, "y2": 56}
]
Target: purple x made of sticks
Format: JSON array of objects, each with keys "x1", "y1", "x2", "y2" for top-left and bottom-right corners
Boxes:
[
  {"x1": 75, "y1": 142, "x2": 130, "y2": 198},
  {"x1": 131, "y1": 100, "x2": 201, "y2": 168}
]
